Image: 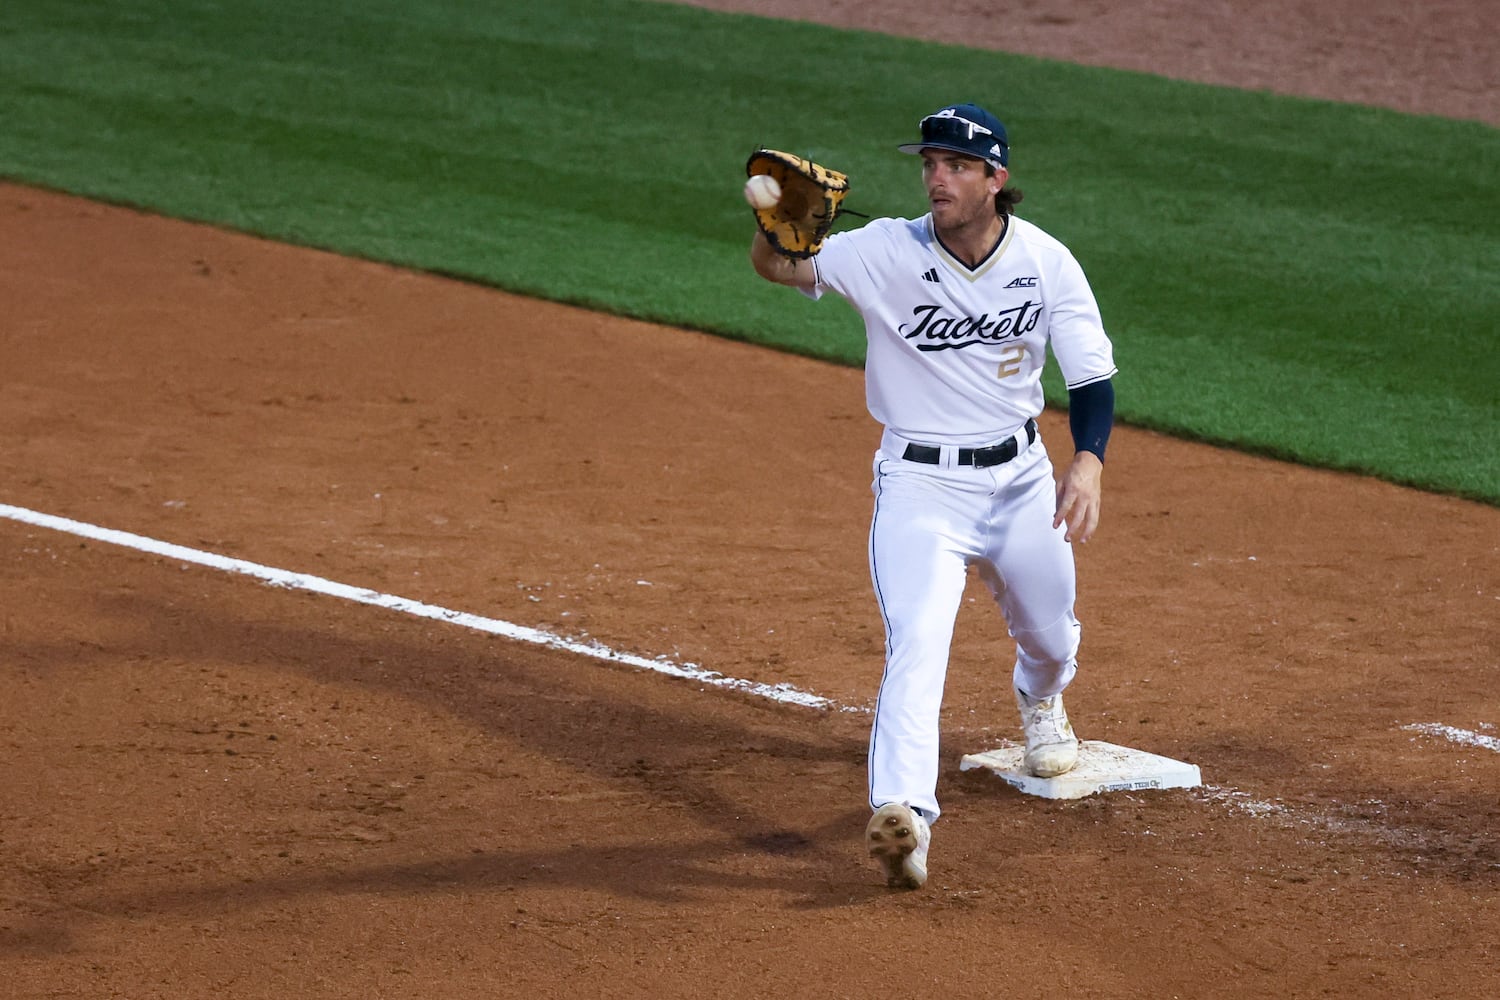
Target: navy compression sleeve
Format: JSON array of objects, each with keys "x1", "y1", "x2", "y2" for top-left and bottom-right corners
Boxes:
[{"x1": 1067, "y1": 379, "x2": 1114, "y2": 462}]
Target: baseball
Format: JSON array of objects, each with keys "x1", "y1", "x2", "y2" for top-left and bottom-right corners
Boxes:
[{"x1": 744, "y1": 174, "x2": 781, "y2": 210}]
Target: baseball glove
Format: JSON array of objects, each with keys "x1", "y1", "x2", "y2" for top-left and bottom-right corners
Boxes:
[{"x1": 745, "y1": 148, "x2": 850, "y2": 258}]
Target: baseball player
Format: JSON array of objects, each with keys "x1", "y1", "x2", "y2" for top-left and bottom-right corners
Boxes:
[{"x1": 746, "y1": 104, "x2": 1117, "y2": 889}]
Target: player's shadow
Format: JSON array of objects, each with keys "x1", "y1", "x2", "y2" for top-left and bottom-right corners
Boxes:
[{"x1": 4, "y1": 582, "x2": 903, "y2": 953}]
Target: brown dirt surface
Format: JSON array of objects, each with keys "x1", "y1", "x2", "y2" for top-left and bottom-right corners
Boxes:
[
  {"x1": 2, "y1": 4, "x2": 1497, "y2": 999},
  {"x1": 674, "y1": 0, "x2": 1500, "y2": 126}
]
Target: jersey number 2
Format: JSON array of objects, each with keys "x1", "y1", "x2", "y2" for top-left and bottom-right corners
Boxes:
[{"x1": 997, "y1": 344, "x2": 1026, "y2": 379}]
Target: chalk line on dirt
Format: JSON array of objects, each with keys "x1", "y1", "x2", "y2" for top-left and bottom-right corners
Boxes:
[
  {"x1": 0, "y1": 503, "x2": 842, "y2": 711},
  {"x1": 1402, "y1": 722, "x2": 1500, "y2": 753},
  {"x1": 1198, "y1": 721, "x2": 1499, "y2": 866},
  {"x1": 8, "y1": 501, "x2": 1490, "y2": 864},
  {"x1": 1196, "y1": 784, "x2": 1425, "y2": 850}
]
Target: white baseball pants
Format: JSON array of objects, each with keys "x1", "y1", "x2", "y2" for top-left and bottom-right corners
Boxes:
[{"x1": 866, "y1": 428, "x2": 1081, "y2": 821}]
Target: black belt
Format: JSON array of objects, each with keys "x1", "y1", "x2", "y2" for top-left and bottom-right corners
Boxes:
[{"x1": 902, "y1": 418, "x2": 1037, "y2": 469}]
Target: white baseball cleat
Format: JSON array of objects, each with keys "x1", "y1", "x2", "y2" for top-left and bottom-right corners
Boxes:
[
  {"x1": 1016, "y1": 687, "x2": 1080, "y2": 777},
  {"x1": 865, "y1": 801, "x2": 931, "y2": 890}
]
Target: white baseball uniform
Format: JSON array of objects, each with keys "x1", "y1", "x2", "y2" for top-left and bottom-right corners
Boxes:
[{"x1": 806, "y1": 213, "x2": 1117, "y2": 820}]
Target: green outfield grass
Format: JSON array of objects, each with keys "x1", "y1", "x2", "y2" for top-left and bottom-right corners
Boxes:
[{"x1": 2, "y1": 0, "x2": 1496, "y2": 501}]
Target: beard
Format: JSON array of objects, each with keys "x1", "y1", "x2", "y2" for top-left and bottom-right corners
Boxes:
[{"x1": 931, "y1": 193, "x2": 995, "y2": 235}]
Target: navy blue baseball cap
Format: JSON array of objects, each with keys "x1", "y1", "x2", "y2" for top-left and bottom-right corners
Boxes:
[{"x1": 897, "y1": 104, "x2": 1009, "y2": 167}]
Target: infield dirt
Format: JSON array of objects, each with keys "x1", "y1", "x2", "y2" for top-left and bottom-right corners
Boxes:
[{"x1": 2, "y1": 2, "x2": 1496, "y2": 997}]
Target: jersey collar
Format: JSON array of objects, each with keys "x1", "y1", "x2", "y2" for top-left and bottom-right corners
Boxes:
[{"x1": 928, "y1": 214, "x2": 1014, "y2": 282}]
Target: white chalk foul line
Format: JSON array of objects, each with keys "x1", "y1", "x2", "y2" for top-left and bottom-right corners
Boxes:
[
  {"x1": 1402, "y1": 722, "x2": 1500, "y2": 753},
  {"x1": 1201, "y1": 723, "x2": 1500, "y2": 861},
  {"x1": 1197, "y1": 784, "x2": 1452, "y2": 856},
  {"x1": 0, "y1": 503, "x2": 839, "y2": 711},
  {"x1": 10, "y1": 500, "x2": 1492, "y2": 850}
]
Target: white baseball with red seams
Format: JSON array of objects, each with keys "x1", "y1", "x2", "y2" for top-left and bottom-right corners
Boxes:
[
  {"x1": 805, "y1": 211, "x2": 1116, "y2": 821},
  {"x1": 744, "y1": 174, "x2": 781, "y2": 209}
]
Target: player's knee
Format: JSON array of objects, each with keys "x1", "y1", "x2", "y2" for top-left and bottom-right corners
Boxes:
[{"x1": 1013, "y1": 613, "x2": 1081, "y2": 673}]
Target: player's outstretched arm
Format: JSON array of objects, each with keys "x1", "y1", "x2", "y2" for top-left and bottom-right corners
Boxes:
[{"x1": 749, "y1": 231, "x2": 818, "y2": 289}]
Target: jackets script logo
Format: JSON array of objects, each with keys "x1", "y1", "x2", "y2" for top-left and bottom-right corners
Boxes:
[{"x1": 898, "y1": 301, "x2": 1042, "y2": 352}]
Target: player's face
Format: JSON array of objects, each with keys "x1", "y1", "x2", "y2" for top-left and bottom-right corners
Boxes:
[{"x1": 921, "y1": 150, "x2": 1005, "y2": 232}]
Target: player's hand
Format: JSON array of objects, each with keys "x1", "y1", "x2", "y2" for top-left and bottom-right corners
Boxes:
[
  {"x1": 749, "y1": 231, "x2": 817, "y2": 289},
  {"x1": 1054, "y1": 451, "x2": 1104, "y2": 544}
]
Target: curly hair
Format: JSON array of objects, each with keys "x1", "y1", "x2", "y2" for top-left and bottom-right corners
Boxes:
[{"x1": 985, "y1": 164, "x2": 1023, "y2": 217}]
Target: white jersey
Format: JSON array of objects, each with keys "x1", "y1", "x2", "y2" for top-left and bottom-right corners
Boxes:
[{"x1": 807, "y1": 214, "x2": 1116, "y2": 447}]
